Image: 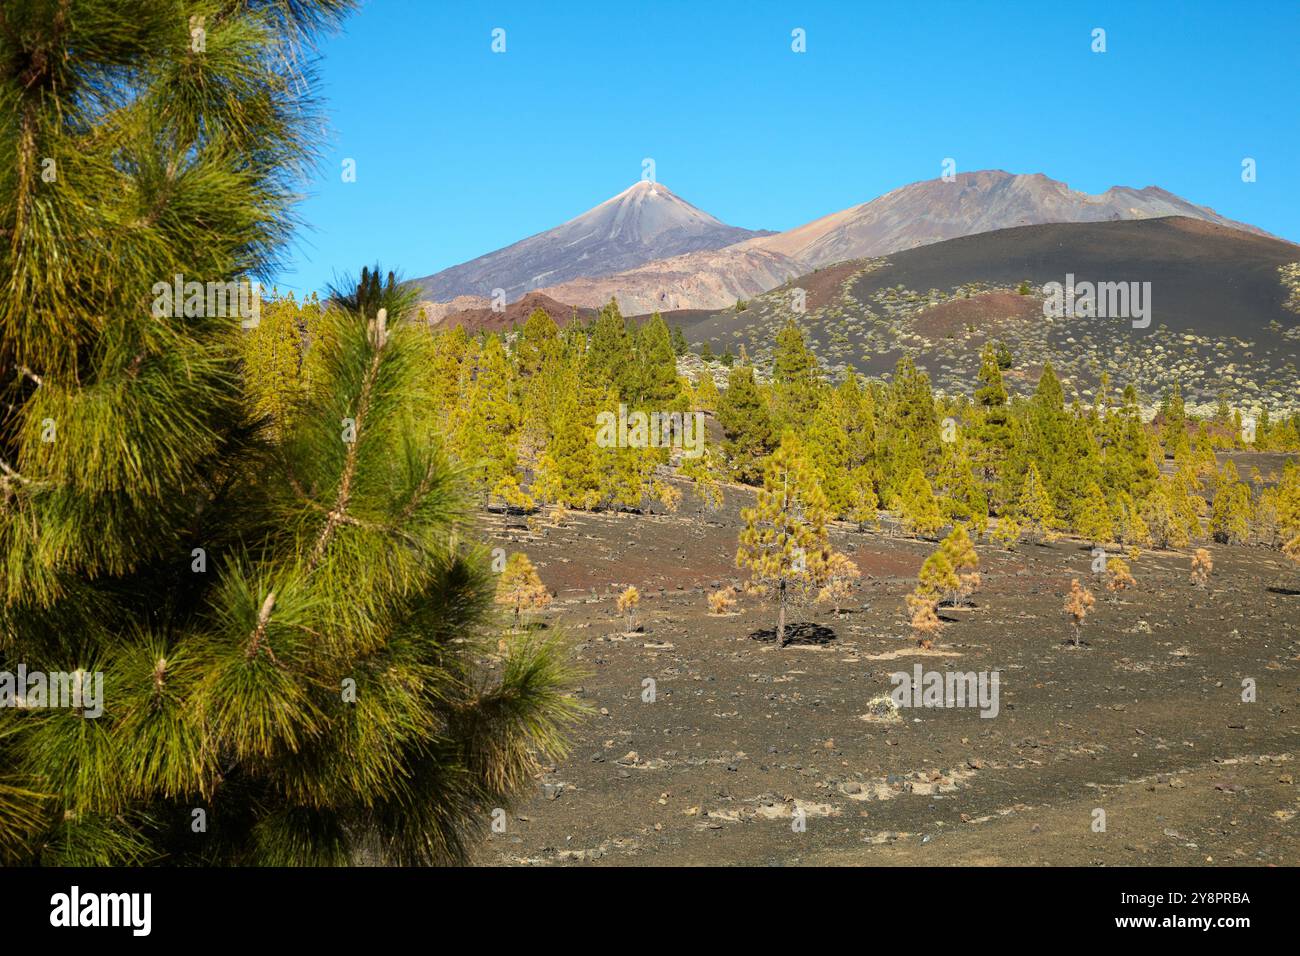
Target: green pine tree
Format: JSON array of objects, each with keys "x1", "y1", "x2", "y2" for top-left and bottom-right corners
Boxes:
[
  {"x1": 736, "y1": 433, "x2": 830, "y2": 647},
  {"x1": 584, "y1": 297, "x2": 634, "y2": 396},
  {"x1": 669, "y1": 324, "x2": 688, "y2": 357},
  {"x1": 718, "y1": 364, "x2": 776, "y2": 483},
  {"x1": 0, "y1": 3, "x2": 580, "y2": 866},
  {"x1": 880, "y1": 357, "x2": 941, "y2": 503},
  {"x1": 1160, "y1": 382, "x2": 1191, "y2": 460},
  {"x1": 770, "y1": 318, "x2": 820, "y2": 428},
  {"x1": 1017, "y1": 462, "x2": 1057, "y2": 543},
  {"x1": 1076, "y1": 482, "x2": 1115, "y2": 547},
  {"x1": 452, "y1": 334, "x2": 519, "y2": 502},
  {"x1": 972, "y1": 342, "x2": 1013, "y2": 509},
  {"x1": 631, "y1": 312, "x2": 684, "y2": 410},
  {"x1": 898, "y1": 468, "x2": 944, "y2": 539}
]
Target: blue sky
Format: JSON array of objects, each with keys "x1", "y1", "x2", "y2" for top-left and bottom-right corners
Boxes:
[{"x1": 278, "y1": 0, "x2": 1300, "y2": 296}]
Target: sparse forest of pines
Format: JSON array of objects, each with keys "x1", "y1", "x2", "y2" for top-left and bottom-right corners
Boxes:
[{"x1": 239, "y1": 299, "x2": 1300, "y2": 649}]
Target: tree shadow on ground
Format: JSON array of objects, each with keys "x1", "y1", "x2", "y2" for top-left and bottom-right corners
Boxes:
[
  {"x1": 1266, "y1": 586, "x2": 1300, "y2": 596},
  {"x1": 748, "y1": 622, "x2": 837, "y2": 646}
]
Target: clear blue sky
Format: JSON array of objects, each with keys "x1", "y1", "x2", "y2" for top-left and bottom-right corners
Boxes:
[{"x1": 278, "y1": 0, "x2": 1300, "y2": 296}]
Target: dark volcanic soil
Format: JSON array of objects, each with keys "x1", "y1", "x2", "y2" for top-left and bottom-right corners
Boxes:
[{"x1": 473, "y1": 485, "x2": 1300, "y2": 866}]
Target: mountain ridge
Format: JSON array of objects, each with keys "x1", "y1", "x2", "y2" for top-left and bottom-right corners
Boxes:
[
  {"x1": 414, "y1": 170, "x2": 1288, "y2": 316},
  {"x1": 530, "y1": 170, "x2": 1285, "y2": 313}
]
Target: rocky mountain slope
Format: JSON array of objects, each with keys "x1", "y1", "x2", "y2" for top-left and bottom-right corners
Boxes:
[
  {"x1": 678, "y1": 216, "x2": 1300, "y2": 414},
  {"x1": 410, "y1": 181, "x2": 771, "y2": 303}
]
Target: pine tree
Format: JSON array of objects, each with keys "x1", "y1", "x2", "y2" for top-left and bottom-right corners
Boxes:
[
  {"x1": 880, "y1": 357, "x2": 941, "y2": 502},
  {"x1": 1017, "y1": 462, "x2": 1056, "y2": 543},
  {"x1": 938, "y1": 524, "x2": 980, "y2": 607},
  {"x1": 669, "y1": 324, "x2": 689, "y2": 357},
  {"x1": 1276, "y1": 462, "x2": 1300, "y2": 537},
  {"x1": 1190, "y1": 548, "x2": 1213, "y2": 589},
  {"x1": 453, "y1": 333, "x2": 519, "y2": 502},
  {"x1": 428, "y1": 323, "x2": 472, "y2": 433},
  {"x1": 679, "y1": 446, "x2": 726, "y2": 515},
  {"x1": 771, "y1": 318, "x2": 820, "y2": 428},
  {"x1": 837, "y1": 372, "x2": 879, "y2": 471},
  {"x1": 1284, "y1": 526, "x2": 1300, "y2": 563},
  {"x1": 616, "y1": 586, "x2": 641, "y2": 633},
  {"x1": 736, "y1": 433, "x2": 831, "y2": 647},
  {"x1": 517, "y1": 328, "x2": 574, "y2": 467},
  {"x1": 496, "y1": 552, "x2": 552, "y2": 627},
  {"x1": 1168, "y1": 468, "x2": 1207, "y2": 544},
  {"x1": 515, "y1": 307, "x2": 558, "y2": 375},
  {"x1": 491, "y1": 473, "x2": 536, "y2": 512},
  {"x1": 601, "y1": 437, "x2": 658, "y2": 511},
  {"x1": 817, "y1": 551, "x2": 861, "y2": 616},
  {"x1": 908, "y1": 599, "x2": 943, "y2": 649},
  {"x1": 1105, "y1": 557, "x2": 1136, "y2": 603},
  {"x1": 906, "y1": 548, "x2": 958, "y2": 648},
  {"x1": 1160, "y1": 382, "x2": 1191, "y2": 460},
  {"x1": 1251, "y1": 484, "x2": 1282, "y2": 547},
  {"x1": 718, "y1": 364, "x2": 775, "y2": 483},
  {"x1": 631, "y1": 312, "x2": 684, "y2": 410},
  {"x1": 1076, "y1": 482, "x2": 1114, "y2": 547},
  {"x1": 1209, "y1": 461, "x2": 1253, "y2": 545},
  {"x1": 898, "y1": 468, "x2": 944, "y2": 538},
  {"x1": 972, "y1": 342, "x2": 1013, "y2": 507},
  {"x1": 915, "y1": 548, "x2": 961, "y2": 603},
  {"x1": 1025, "y1": 363, "x2": 1072, "y2": 516},
  {"x1": 1057, "y1": 405, "x2": 1104, "y2": 526},
  {"x1": 1192, "y1": 423, "x2": 1219, "y2": 477},
  {"x1": 936, "y1": 435, "x2": 988, "y2": 532},
  {"x1": 0, "y1": 6, "x2": 585, "y2": 865},
  {"x1": 585, "y1": 298, "x2": 634, "y2": 395},
  {"x1": 848, "y1": 466, "x2": 881, "y2": 531},
  {"x1": 693, "y1": 370, "x2": 720, "y2": 413},
  {"x1": 991, "y1": 514, "x2": 1023, "y2": 550},
  {"x1": 537, "y1": 386, "x2": 603, "y2": 509},
  {"x1": 808, "y1": 389, "x2": 854, "y2": 518},
  {"x1": 1063, "y1": 580, "x2": 1096, "y2": 646},
  {"x1": 1107, "y1": 386, "x2": 1160, "y2": 502},
  {"x1": 1141, "y1": 480, "x2": 1182, "y2": 549},
  {"x1": 1112, "y1": 490, "x2": 1153, "y2": 549},
  {"x1": 241, "y1": 294, "x2": 308, "y2": 440}
]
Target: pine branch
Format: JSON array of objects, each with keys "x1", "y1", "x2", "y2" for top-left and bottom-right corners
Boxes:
[
  {"x1": 245, "y1": 589, "x2": 279, "y2": 662},
  {"x1": 307, "y1": 334, "x2": 383, "y2": 570}
]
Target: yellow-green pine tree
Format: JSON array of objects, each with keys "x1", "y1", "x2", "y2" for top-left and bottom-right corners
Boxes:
[
  {"x1": 898, "y1": 468, "x2": 944, "y2": 538},
  {"x1": 1017, "y1": 462, "x2": 1056, "y2": 543},
  {"x1": 1075, "y1": 482, "x2": 1114, "y2": 547},
  {"x1": 241, "y1": 294, "x2": 306, "y2": 440},
  {"x1": 736, "y1": 433, "x2": 831, "y2": 647}
]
